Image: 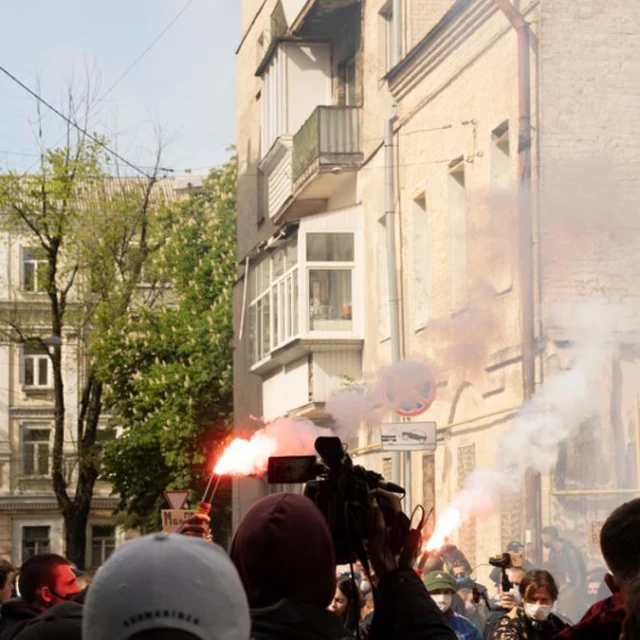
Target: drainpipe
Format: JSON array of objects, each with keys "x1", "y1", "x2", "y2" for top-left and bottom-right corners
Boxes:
[
  {"x1": 492, "y1": 0, "x2": 539, "y2": 563},
  {"x1": 384, "y1": 115, "x2": 404, "y2": 492},
  {"x1": 392, "y1": 0, "x2": 402, "y2": 65},
  {"x1": 383, "y1": 2, "x2": 406, "y2": 497}
]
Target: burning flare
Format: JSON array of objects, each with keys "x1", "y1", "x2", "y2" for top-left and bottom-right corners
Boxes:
[
  {"x1": 425, "y1": 506, "x2": 462, "y2": 552},
  {"x1": 213, "y1": 416, "x2": 333, "y2": 477},
  {"x1": 214, "y1": 433, "x2": 278, "y2": 476}
]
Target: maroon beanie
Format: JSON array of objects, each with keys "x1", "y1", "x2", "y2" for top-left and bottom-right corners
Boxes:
[{"x1": 229, "y1": 493, "x2": 336, "y2": 608}]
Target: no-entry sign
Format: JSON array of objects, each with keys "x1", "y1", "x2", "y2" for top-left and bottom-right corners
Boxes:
[{"x1": 380, "y1": 361, "x2": 436, "y2": 417}]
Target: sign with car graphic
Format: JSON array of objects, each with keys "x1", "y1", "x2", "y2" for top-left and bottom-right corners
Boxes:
[{"x1": 380, "y1": 421, "x2": 437, "y2": 452}]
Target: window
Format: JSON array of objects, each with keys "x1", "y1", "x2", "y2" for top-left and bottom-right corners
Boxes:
[
  {"x1": 96, "y1": 424, "x2": 117, "y2": 443},
  {"x1": 21, "y1": 426, "x2": 51, "y2": 476},
  {"x1": 448, "y1": 158, "x2": 468, "y2": 313},
  {"x1": 247, "y1": 231, "x2": 358, "y2": 364},
  {"x1": 306, "y1": 233, "x2": 354, "y2": 333},
  {"x1": 22, "y1": 344, "x2": 51, "y2": 389},
  {"x1": 249, "y1": 237, "x2": 299, "y2": 364},
  {"x1": 412, "y1": 194, "x2": 429, "y2": 330},
  {"x1": 91, "y1": 525, "x2": 116, "y2": 567},
  {"x1": 338, "y1": 56, "x2": 357, "y2": 106},
  {"x1": 380, "y1": 3, "x2": 394, "y2": 72},
  {"x1": 382, "y1": 457, "x2": 393, "y2": 481},
  {"x1": 22, "y1": 526, "x2": 50, "y2": 562},
  {"x1": 260, "y1": 43, "x2": 331, "y2": 158},
  {"x1": 378, "y1": 219, "x2": 390, "y2": 339},
  {"x1": 23, "y1": 247, "x2": 48, "y2": 293},
  {"x1": 491, "y1": 121, "x2": 513, "y2": 293}
]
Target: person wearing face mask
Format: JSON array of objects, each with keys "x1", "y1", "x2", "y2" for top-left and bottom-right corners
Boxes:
[
  {"x1": 491, "y1": 570, "x2": 569, "y2": 640},
  {"x1": 424, "y1": 571, "x2": 482, "y2": 640}
]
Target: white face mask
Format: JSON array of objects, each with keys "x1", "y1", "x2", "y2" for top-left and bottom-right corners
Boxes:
[
  {"x1": 431, "y1": 593, "x2": 453, "y2": 613},
  {"x1": 525, "y1": 603, "x2": 552, "y2": 621},
  {"x1": 510, "y1": 586, "x2": 522, "y2": 605},
  {"x1": 360, "y1": 580, "x2": 371, "y2": 595}
]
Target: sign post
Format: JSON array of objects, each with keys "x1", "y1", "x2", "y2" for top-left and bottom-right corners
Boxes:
[{"x1": 380, "y1": 362, "x2": 437, "y2": 512}]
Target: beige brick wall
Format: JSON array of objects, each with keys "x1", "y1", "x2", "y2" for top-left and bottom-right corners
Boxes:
[{"x1": 235, "y1": 0, "x2": 640, "y2": 571}]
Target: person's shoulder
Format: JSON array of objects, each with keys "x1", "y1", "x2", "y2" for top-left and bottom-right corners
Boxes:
[{"x1": 451, "y1": 612, "x2": 480, "y2": 631}]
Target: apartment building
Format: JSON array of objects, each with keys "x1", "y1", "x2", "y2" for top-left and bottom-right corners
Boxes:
[
  {"x1": 234, "y1": 0, "x2": 640, "y2": 571},
  {"x1": 0, "y1": 176, "x2": 193, "y2": 566}
]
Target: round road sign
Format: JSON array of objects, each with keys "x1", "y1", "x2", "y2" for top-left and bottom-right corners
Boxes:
[{"x1": 380, "y1": 361, "x2": 436, "y2": 417}]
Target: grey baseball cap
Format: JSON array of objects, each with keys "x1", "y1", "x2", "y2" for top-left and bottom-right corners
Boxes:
[{"x1": 83, "y1": 532, "x2": 250, "y2": 640}]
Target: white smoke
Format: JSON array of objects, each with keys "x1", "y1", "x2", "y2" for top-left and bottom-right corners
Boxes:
[{"x1": 450, "y1": 299, "x2": 623, "y2": 526}]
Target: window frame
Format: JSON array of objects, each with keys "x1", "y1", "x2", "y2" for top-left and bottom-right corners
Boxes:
[
  {"x1": 20, "y1": 424, "x2": 52, "y2": 478},
  {"x1": 22, "y1": 247, "x2": 49, "y2": 294},
  {"x1": 21, "y1": 525, "x2": 51, "y2": 562},
  {"x1": 305, "y1": 232, "x2": 355, "y2": 334},
  {"x1": 248, "y1": 229, "x2": 360, "y2": 367},
  {"x1": 22, "y1": 344, "x2": 53, "y2": 390},
  {"x1": 90, "y1": 524, "x2": 116, "y2": 567}
]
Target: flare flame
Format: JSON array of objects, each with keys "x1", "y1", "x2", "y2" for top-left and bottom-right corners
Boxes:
[{"x1": 424, "y1": 506, "x2": 462, "y2": 552}]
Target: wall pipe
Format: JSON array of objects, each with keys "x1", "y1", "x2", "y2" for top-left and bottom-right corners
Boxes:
[
  {"x1": 384, "y1": 115, "x2": 403, "y2": 490},
  {"x1": 492, "y1": 0, "x2": 538, "y2": 562}
]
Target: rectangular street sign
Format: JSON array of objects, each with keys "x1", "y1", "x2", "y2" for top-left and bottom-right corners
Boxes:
[{"x1": 380, "y1": 421, "x2": 437, "y2": 452}]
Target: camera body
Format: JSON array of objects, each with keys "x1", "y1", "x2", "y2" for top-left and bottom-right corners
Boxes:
[
  {"x1": 489, "y1": 552, "x2": 524, "y2": 570},
  {"x1": 268, "y1": 436, "x2": 405, "y2": 564}
]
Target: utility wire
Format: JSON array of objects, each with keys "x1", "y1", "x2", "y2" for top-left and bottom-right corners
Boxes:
[
  {"x1": 97, "y1": 0, "x2": 195, "y2": 105},
  {"x1": 12, "y1": 0, "x2": 195, "y2": 176},
  {"x1": 0, "y1": 63, "x2": 151, "y2": 178}
]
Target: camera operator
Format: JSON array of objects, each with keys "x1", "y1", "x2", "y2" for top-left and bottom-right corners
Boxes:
[
  {"x1": 181, "y1": 491, "x2": 456, "y2": 640},
  {"x1": 490, "y1": 570, "x2": 569, "y2": 640}
]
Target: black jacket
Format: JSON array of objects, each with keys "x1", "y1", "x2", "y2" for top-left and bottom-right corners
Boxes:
[
  {"x1": 250, "y1": 569, "x2": 456, "y2": 640},
  {"x1": 13, "y1": 602, "x2": 82, "y2": 640},
  {"x1": 0, "y1": 601, "x2": 41, "y2": 640},
  {"x1": 370, "y1": 568, "x2": 457, "y2": 640},
  {"x1": 250, "y1": 599, "x2": 353, "y2": 640}
]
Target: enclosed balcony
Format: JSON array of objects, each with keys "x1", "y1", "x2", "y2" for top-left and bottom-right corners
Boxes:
[{"x1": 279, "y1": 106, "x2": 362, "y2": 220}]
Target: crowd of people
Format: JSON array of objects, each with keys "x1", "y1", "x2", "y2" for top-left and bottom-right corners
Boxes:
[{"x1": 0, "y1": 495, "x2": 636, "y2": 639}]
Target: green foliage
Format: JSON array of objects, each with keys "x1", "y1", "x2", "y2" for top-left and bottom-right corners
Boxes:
[{"x1": 95, "y1": 156, "x2": 237, "y2": 538}]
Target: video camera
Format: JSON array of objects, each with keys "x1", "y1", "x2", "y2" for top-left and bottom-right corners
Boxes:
[
  {"x1": 489, "y1": 552, "x2": 524, "y2": 570},
  {"x1": 489, "y1": 552, "x2": 524, "y2": 592},
  {"x1": 267, "y1": 436, "x2": 410, "y2": 564}
]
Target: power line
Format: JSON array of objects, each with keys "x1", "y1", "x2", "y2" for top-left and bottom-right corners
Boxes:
[
  {"x1": 15, "y1": 0, "x2": 195, "y2": 176},
  {"x1": 0, "y1": 63, "x2": 151, "y2": 178},
  {"x1": 97, "y1": 0, "x2": 195, "y2": 105}
]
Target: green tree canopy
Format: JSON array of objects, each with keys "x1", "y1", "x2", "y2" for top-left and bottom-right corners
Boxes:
[{"x1": 95, "y1": 155, "x2": 237, "y2": 539}]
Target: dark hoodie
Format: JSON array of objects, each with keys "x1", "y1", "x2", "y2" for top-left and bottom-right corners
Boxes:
[
  {"x1": 0, "y1": 600, "x2": 41, "y2": 640},
  {"x1": 13, "y1": 601, "x2": 82, "y2": 640},
  {"x1": 230, "y1": 493, "x2": 343, "y2": 639},
  {"x1": 230, "y1": 492, "x2": 456, "y2": 640}
]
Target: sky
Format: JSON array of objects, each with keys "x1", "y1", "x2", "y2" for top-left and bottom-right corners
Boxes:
[{"x1": 0, "y1": 0, "x2": 239, "y2": 176}]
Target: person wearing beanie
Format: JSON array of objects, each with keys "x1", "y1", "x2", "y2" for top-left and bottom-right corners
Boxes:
[
  {"x1": 228, "y1": 492, "x2": 456, "y2": 640},
  {"x1": 83, "y1": 532, "x2": 251, "y2": 640},
  {"x1": 229, "y1": 493, "x2": 352, "y2": 640},
  {"x1": 424, "y1": 571, "x2": 481, "y2": 640}
]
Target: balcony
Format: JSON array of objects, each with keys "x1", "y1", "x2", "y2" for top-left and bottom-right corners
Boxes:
[{"x1": 278, "y1": 106, "x2": 362, "y2": 220}]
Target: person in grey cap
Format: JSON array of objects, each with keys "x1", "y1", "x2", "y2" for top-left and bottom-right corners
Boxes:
[{"x1": 83, "y1": 532, "x2": 251, "y2": 640}]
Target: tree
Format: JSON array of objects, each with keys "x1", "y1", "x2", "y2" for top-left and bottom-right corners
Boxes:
[
  {"x1": 0, "y1": 120, "x2": 170, "y2": 566},
  {"x1": 95, "y1": 155, "x2": 237, "y2": 540}
]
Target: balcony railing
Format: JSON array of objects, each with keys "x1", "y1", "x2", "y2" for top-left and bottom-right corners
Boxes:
[{"x1": 292, "y1": 106, "x2": 363, "y2": 185}]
